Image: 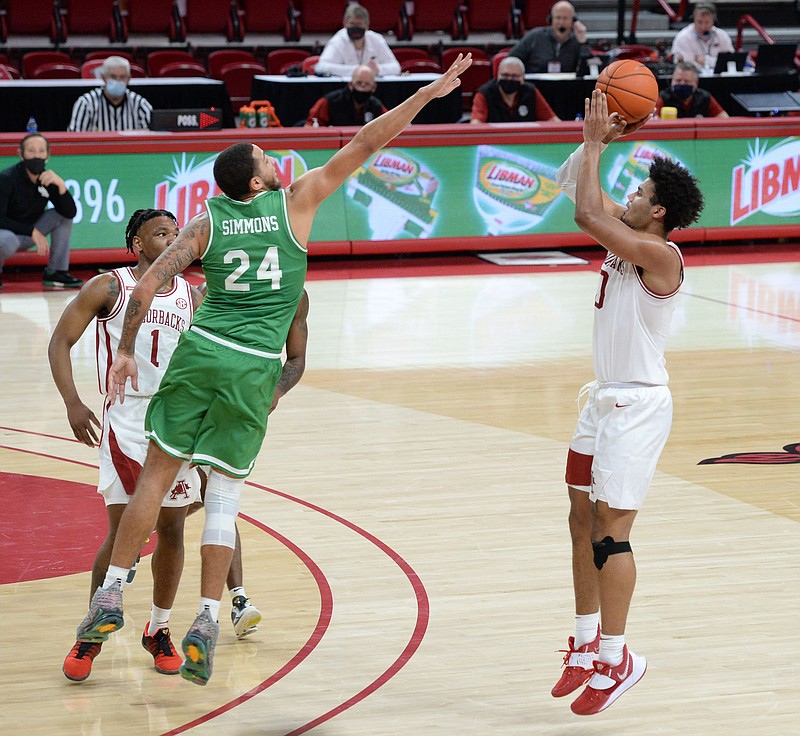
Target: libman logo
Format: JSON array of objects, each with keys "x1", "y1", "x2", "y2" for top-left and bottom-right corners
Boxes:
[
  {"x1": 731, "y1": 138, "x2": 800, "y2": 225},
  {"x1": 367, "y1": 150, "x2": 419, "y2": 186},
  {"x1": 154, "y1": 150, "x2": 308, "y2": 226},
  {"x1": 480, "y1": 157, "x2": 547, "y2": 202}
]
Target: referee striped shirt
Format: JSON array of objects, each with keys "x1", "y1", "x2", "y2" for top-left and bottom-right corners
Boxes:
[{"x1": 67, "y1": 87, "x2": 152, "y2": 131}]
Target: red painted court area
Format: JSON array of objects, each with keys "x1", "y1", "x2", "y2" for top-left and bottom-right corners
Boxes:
[{"x1": 0, "y1": 471, "x2": 155, "y2": 584}]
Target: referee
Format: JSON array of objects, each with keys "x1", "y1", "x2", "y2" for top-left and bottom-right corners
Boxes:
[{"x1": 68, "y1": 57, "x2": 152, "y2": 132}]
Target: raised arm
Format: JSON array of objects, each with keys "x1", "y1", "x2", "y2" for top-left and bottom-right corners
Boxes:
[
  {"x1": 107, "y1": 212, "x2": 207, "y2": 403},
  {"x1": 270, "y1": 289, "x2": 309, "y2": 413},
  {"x1": 574, "y1": 91, "x2": 679, "y2": 287},
  {"x1": 48, "y1": 274, "x2": 117, "y2": 446},
  {"x1": 285, "y1": 54, "x2": 473, "y2": 243}
]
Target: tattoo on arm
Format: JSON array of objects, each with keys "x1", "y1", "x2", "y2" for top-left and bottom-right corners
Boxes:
[{"x1": 118, "y1": 297, "x2": 144, "y2": 355}]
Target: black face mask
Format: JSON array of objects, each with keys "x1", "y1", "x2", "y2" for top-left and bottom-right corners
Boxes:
[
  {"x1": 498, "y1": 79, "x2": 522, "y2": 95},
  {"x1": 347, "y1": 26, "x2": 366, "y2": 41},
  {"x1": 672, "y1": 84, "x2": 694, "y2": 100},
  {"x1": 23, "y1": 157, "x2": 47, "y2": 175},
  {"x1": 351, "y1": 89, "x2": 372, "y2": 104}
]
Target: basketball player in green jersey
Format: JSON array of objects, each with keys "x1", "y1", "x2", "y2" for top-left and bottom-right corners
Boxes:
[{"x1": 71, "y1": 53, "x2": 474, "y2": 686}]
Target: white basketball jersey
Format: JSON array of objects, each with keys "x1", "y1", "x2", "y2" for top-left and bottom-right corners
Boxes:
[
  {"x1": 96, "y1": 267, "x2": 194, "y2": 397},
  {"x1": 592, "y1": 244, "x2": 683, "y2": 385}
]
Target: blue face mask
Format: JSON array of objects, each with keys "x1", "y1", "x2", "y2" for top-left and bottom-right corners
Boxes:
[
  {"x1": 672, "y1": 84, "x2": 694, "y2": 100},
  {"x1": 105, "y1": 80, "x2": 127, "y2": 97}
]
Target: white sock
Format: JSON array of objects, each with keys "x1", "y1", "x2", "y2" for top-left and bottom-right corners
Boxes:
[
  {"x1": 229, "y1": 586, "x2": 245, "y2": 600},
  {"x1": 599, "y1": 633, "x2": 625, "y2": 666},
  {"x1": 148, "y1": 605, "x2": 171, "y2": 635},
  {"x1": 199, "y1": 597, "x2": 221, "y2": 622},
  {"x1": 574, "y1": 612, "x2": 600, "y2": 648},
  {"x1": 103, "y1": 565, "x2": 129, "y2": 588}
]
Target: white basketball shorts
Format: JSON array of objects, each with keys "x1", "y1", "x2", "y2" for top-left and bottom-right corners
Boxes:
[
  {"x1": 97, "y1": 396, "x2": 200, "y2": 507},
  {"x1": 565, "y1": 382, "x2": 673, "y2": 510}
]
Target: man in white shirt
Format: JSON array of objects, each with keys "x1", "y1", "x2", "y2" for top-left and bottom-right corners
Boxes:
[
  {"x1": 314, "y1": 3, "x2": 401, "y2": 78},
  {"x1": 68, "y1": 56, "x2": 152, "y2": 132},
  {"x1": 669, "y1": 3, "x2": 734, "y2": 73}
]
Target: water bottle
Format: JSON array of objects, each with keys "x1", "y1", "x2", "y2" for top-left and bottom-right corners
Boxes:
[
  {"x1": 311, "y1": 117, "x2": 320, "y2": 128},
  {"x1": 743, "y1": 56, "x2": 756, "y2": 75},
  {"x1": 26, "y1": 116, "x2": 38, "y2": 132}
]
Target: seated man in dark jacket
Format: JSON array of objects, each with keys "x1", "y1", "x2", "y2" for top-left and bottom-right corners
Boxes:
[
  {"x1": 508, "y1": 1, "x2": 591, "y2": 73},
  {"x1": 305, "y1": 65, "x2": 387, "y2": 126},
  {"x1": 655, "y1": 62, "x2": 729, "y2": 118},
  {"x1": 470, "y1": 56, "x2": 560, "y2": 123}
]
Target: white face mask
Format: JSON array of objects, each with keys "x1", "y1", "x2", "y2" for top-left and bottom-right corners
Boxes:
[{"x1": 106, "y1": 79, "x2": 127, "y2": 97}]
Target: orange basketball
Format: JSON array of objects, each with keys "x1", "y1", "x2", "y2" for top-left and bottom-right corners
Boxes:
[{"x1": 595, "y1": 59, "x2": 658, "y2": 122}]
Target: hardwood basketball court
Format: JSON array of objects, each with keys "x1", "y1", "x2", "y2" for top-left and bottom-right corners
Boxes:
[{"x1": 1, "y1": 245, "x2": 798, "y2": 735}]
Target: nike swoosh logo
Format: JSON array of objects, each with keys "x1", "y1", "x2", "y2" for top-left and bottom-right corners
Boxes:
[
  {"x1": 619, "y1": 656, "x2": 630, "y2": 680},
  {"x1": 615, "y1": 403, "x2": 631, "y2": 408}
]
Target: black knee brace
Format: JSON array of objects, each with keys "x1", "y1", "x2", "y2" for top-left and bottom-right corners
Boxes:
[{"x1": 592, "y1": 536, "x2": 632, "y2": 570}]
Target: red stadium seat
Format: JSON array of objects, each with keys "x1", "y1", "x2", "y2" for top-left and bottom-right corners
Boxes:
[
  {"x1": 219, "y1": 61, "x2": 267, "y2": 108},
  {"x1": 392, "y1": 48, "x2": 430, "y2": 64},
  {"x1": 155, "y1": 61, "x2": 209, "y2": 78},
  {"x1": 22, "y1": 51, "x2": 72, "y2": 79},
  {"x1": 208, "y1": 50, "x2": 256, "y2": 79},
  {"x1": 293, "y1": 0, "x2": 346, "y2": 35},
  {"x1": 399, "y1": 59, "x2": 443, "y2": 73},
  {"x1": 84, "y1": 50, "x2": 135, "y2": 64},
  {"x1": 301, "y1": 55, "x2": 320, "y2": 74},
  {"x1": 5, "y1": 0, "x2": 66, "y2": 43},
  {"x1": 358, "y1": 0, "x2": 409, "y2": 38},
  {"x1": 466, "y1": 0, "x2": 515, "y2": 39},
  {"x1": 441, "y1": 46, "x2": 488, "y2": 70},
  {"x1": 147, "y1": 50, "x2": 196, "y2": 77},
  {"x1": 126, "y1": 0, "x2": 183, "y2": 41},
  {"x1": 409, "y1": 0, "x2": 467, "y2": 41},
  {"x1": 242, "y1": 0, "x2": 296, "y2": 40},
  {"x1": 184, "y1": 0, "x2": 245, "y2": 41},
  {"x1": 457, "y1": 58, "x2": 492, "y2": 110},
  {"x1": 0, "y1": 64, "x2": 19, "y2": 80},
  {"x1": 80, "y1": 59, "x2": 106, "y2": 78},
  {"x1": 31, "y1": 63, "x2": 82, "y2": 79},
  {"x1": 65, "y1": 0, "x2": 125, "y2": 41},
  {"x1": 491, "y1": 49, "x2": 511, "y2": 78},
  {"x1": 266, "y1": 48, "x2": 309, "y2": 74}
]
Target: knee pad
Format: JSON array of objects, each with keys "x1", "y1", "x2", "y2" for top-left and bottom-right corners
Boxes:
[
  {"x1": 200, "y1": 470, "x2": 244, "y2": 549},
  {"x1": 592, "y1": 536, "x2": 632, "y2": 570}
]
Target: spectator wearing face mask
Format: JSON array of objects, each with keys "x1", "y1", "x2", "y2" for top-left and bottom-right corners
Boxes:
[
  {"x1": 470, "y1": 56, "x2": 560, "y2": 123},
  {"x1": 669, "y1": 3, "x2": 733, "y2": 73},
  {"x1": 314, "y1": 3, "x2": 401, "y2": 78},
  {"x1": 305, "y1": 65, "x2": 387, "y2": 126},
  {"x1": 68, "y1": 56, "x2": 152, "y2": 131},
  {"x1": 655, "y1": 61, "x2": 729, "y2": 118},
  {"x1": 0, "y1": 133, "x2": 81, "y2": 290},
  {"x1": 508, "y1": 1, "x2": 591, "y2": 74}
]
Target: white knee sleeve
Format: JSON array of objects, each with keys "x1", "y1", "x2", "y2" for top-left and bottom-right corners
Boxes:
[{"x1": 201, "y1": 470, "x2": 244, "y2": 549}]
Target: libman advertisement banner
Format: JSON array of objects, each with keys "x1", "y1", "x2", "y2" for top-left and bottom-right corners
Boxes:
[{"x1": 2, "y1": 136, "x2": 798, "y2": 250}]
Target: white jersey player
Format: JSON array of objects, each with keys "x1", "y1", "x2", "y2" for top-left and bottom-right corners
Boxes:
[
  {"x1": 550, "y1": 91, "x2": 705, "y2": 717},
  {"x1": 50, "y1": 209, "x2": 203, "y2": 682}
]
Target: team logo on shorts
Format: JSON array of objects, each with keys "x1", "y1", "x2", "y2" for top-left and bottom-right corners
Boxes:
[
  {"x1": 698, "y1": 442, "x2": 800, "y2": 465},
  {"x1": 169, "y1": 479, "x2": 191, "y2": 500}
]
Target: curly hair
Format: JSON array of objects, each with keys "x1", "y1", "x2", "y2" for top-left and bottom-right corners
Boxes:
[
  {"x1": 213, "y1": 142, "x2": 256, "y2": 200},
  {"x1": 648, "y1": 157, "x2": 704, "y2": 233},
  {"x1": 124, "y1": 209, "x2": 178, "y2": 253}
]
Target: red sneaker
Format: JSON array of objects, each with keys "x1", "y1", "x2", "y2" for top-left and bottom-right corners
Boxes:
[
  {"x1": 570, "y1": 645, "x2": 647, "y2": 716},
  {"x1": 141, "y1": 624, "x2": 182, "y2": 675},
  {"x1": 551, "y1": 630, "x2": 600, "y2": 698},
  {"x1": 63, "y1": 640, "x2": 103, "y2": 682}
]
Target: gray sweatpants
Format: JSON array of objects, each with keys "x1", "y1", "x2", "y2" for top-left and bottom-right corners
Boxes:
[{"x1": 0, "y1": 208, "x2": 73, "y2": 273}]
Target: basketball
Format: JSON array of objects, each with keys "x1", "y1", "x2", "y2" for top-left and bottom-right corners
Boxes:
[{"x1": 594, "y1": 59, "x2": 658, "y2": 122}]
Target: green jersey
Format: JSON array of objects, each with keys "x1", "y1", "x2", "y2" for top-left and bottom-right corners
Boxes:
[{"x1": 193, "y1": 188, "x2": 307, "y2": 355}]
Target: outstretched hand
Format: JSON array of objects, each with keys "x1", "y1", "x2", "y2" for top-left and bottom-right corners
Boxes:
[
  {"x1": 584, "y1": 89, "x2": 652, "y2": 144},
  {"x1": 424, "y1": 53, "x2": 473, "y2": 100},
  {"x1": 107, "y1": 352, "x2": 139, "y2": 405}
]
